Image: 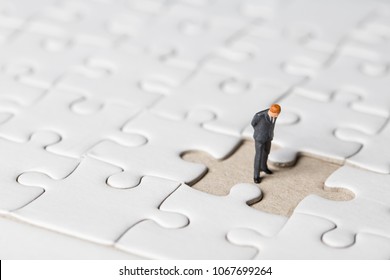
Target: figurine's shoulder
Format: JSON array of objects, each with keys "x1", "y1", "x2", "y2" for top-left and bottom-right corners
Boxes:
[{"x1": 254, "y1": 109, "x2": 268, "y2": 117}]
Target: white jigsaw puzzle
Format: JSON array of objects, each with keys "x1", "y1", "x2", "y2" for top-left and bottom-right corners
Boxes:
[{"x1": 0, "y1": 0, "x2": 390, "y2": 260}]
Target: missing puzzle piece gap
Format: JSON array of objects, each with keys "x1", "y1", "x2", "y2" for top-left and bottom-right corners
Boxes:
[{"x1": 183, "y1": 141, "x2": 354, "y2": 217}]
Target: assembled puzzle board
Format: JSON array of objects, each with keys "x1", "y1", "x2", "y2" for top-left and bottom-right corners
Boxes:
[{"x1": 0, "y1": 0, "x2": 390, "y2": 259}]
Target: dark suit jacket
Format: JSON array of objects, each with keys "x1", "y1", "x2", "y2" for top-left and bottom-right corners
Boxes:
[{"x1": 251, "y1": 109, "x2": 275, "y2": 144}]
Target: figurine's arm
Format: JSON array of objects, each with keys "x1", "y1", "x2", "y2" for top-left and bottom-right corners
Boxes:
[
  {"x1": 251, "y1": 113, "x2": 260, "y2": 127},
  {"x1": 251, "y1": 110, "x2": 267, "y2": 127}
]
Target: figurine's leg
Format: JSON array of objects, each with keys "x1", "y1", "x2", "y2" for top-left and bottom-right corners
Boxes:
[
  {"x1": 261, "y1": 141, "x2": 273, "y2": 174},
  {"x1": 254, "y1": 142, "x2": 262, "y2": 183}
]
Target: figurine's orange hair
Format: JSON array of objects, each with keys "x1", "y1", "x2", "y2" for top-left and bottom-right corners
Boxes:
[{"x1": 269, "y1": 104, "x2": 281, "y2": 114}]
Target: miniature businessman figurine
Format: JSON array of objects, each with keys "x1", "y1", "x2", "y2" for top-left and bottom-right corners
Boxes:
[{"x1": 251, "y1": 104, "x2": 281, "y2": 184}]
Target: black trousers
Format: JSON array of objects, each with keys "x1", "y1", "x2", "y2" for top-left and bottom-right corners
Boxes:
[{"x1": 254, "y1": 140, "x2": 271, "y2": 178}]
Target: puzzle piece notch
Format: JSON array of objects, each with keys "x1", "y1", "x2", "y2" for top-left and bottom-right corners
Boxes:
[
  {"x1": 227, "y1": 213, "x2": 390, "y2": 259},
  {"x1": 0, "y1": 89, "x2": 143, "y2": 158},
  {"x1": 295, "y1": 165, "x2": 390, "y2": 248},
  {"x1": 0, "y1": 131, "x2": 78, "y2": 212},
  {"x1": 269, "y1": 90, "x2": 386, "y2": 166},
  {"x1": 14, "y1": 157, "x2": 188, "y2": 245},
  {"x1": 88, "y1": 110, "x2": 241, "y2": 188},
  {"x1": 116, "y1": 183, "x2": 288, "y2": 259}
]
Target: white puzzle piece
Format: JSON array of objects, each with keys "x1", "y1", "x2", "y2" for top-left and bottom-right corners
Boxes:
[
  {"x1": 295, "y1": 165, "x2": 390, "y2": 248},
  {"x1": 0, "y1": 131, "x2": 78, "y2": 212},
  {"x1": 116, "y1": 183, "x2": 287, "y2": 259},
  {"x1": 227, "y1": 213, "x2": 390, "y2": 259},
  {"x1": 13, "y1": 157, "x2": 188, "y2": 245},
  {"x1": 269, "y1": 90, "x2": 386, "y2": 166},
  {"x1": 0, "y1": 215, "x2": 144, "y2": 259},
  {"x1": 88, "y1": 110, "x2": 241, "y2": 187},
  {"x1": 335, "y1": 123, "x2": 390, "y2": 174}
]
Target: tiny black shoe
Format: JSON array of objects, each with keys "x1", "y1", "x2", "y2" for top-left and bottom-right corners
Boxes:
[
  {"x1": 254, "y1": 177, "x2": 261, "y2": 184},
  {"x1": 263, "y1": 169, "x2": 273, "y2": 175}
]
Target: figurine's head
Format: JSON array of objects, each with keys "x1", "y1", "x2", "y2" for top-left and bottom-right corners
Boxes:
[{"x1": 268, "y1": 104, "x2": 281, "y2": 118}]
